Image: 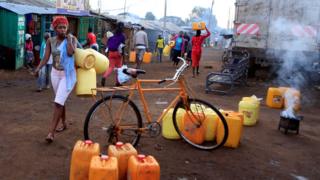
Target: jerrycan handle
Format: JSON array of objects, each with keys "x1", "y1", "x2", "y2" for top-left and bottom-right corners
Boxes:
[
  {"x1": 84, "y1": 140, "x2": 93, "y2": 145},
  {"x1": 100, "y1": 155, "x2": 109, "y2": 160},
  {"x1": 115, "y1": 142, "x2": 124, "y2": 148},
  {"x1": 137, "y1": 154, "x2": 146, "y2": 162}
]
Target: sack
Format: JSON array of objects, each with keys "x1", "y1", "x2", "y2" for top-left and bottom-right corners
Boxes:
[{"x1": 117, "y1": 65, "x2": 131, "y2": 84}]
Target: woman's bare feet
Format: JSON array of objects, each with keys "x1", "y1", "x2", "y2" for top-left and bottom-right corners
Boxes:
[{"x1": 45, "y1": 133, "x2": 54, "y2": 143}]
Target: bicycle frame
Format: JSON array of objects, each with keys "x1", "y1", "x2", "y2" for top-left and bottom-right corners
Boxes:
[{"x1": 92, "y1": 75, "x2": 190, "y2": 132}]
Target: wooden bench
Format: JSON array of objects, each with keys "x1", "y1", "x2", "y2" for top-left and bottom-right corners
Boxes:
[{"x1": 205, "y1": 56, "x2": 249, "y2": 94}]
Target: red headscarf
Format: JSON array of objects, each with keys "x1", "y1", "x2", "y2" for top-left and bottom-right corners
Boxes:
[{"x1": 52, "y1": 16, "x2": 69, "y2": 29}]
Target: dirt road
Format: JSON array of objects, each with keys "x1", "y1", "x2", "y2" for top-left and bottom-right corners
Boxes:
[{"x1": 1, "y1": 48, "x2": 319, "y2": 179}]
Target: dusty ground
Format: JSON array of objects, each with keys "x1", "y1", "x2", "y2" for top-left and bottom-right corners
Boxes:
[{"x1": 1, "y1": 48, "x2": 320, "y2": 180}]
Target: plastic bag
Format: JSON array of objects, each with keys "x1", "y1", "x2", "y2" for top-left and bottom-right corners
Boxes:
[{"x1": 117, "y1": 65, "x2": 131, "y2": 84}]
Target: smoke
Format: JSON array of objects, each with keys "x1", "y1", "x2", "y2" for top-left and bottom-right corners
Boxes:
[{"x1": 268, "y1": 17, "x2": 319, "y2": 117}]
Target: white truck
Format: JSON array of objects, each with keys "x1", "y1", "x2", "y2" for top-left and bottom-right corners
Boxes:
[{"x1": 233, "y1": 0, "x2": 320, "y2": 67}]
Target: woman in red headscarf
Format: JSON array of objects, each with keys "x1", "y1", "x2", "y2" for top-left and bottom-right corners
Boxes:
[{"x1": 35, "y1": 16, "x2": 78, "y2": 143}]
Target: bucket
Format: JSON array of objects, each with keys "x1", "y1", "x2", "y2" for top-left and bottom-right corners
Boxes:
[
  {"x1": 181, "y1": 111, "x2": 205, "y2": 144},
  {"x1": 239, "y1": 98, "x2": 259, "y2": 126},
  {"x1": 217, "y1": 112, "x2": 243, "y2": 148},
  {"x1": 161, "y1": 108, "x2": 185, "y2": 139},
  {"x1": 89, "y1": 155, "x2": 118, "y2": 180},
  {"x1": 76, "y1": 68, "x2": 97, "y2": 96},
  {"x1": 108, "y1": 142, "x2": 137, "y2": 180},
  {"x1": 74, "y1": 48, "x2": 96, "y2": 69},
  {"x1": 204, "y1": 108, "x2": 219, "y2": 141},
  {"x1": 143, "y1": 52, "x2": 152, "y2": 63},
  {"x1": 127, "y1": 154, "x2": 160, "y2": 180},
  {"x1": 192, "y1": 22, "x2": 206, "y2": 30},
  {"x1": 266, "y1": 87, "x2": 284, "y2": 108},
  {"x1": 70, "y1": 140, "x2": 100, "y2": 180},
  {"x1": 87, "y1": 49, "x2": 109, "y2": 75},
  {"x1": 129, "y1": 51, "x2": 136, "y2": 63}
]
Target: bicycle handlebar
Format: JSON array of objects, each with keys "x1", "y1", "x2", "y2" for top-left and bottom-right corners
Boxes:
[{"x1": 159, "y1": 57, "x2": 189, "y2": 84}]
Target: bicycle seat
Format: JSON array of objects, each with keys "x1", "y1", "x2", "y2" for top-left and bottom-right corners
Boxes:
[{"x1": 123, "y1": 68, "x2": 146, "y2": 78}]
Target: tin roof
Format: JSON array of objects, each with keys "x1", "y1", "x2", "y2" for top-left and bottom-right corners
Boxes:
[
  {"x1": 0, "y1": 2, "x2": 56, "y2": 15},
  {"x1": 0, "y1": 2, "x2": 90, "y2": 16}
]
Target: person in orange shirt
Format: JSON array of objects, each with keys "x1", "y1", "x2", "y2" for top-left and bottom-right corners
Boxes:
[
  {"x1": 191, "y1": 27, "x2": 211, "y2": 77},
  {"x1": 83, "y1": 27, "x2": 99, "y2": 51}
]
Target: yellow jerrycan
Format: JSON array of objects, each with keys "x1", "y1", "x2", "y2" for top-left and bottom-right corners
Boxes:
[
  {"x1": 129, "y1": 51, "x2": 136, "y2": 62},
  {"x1": 108, "y1": 142, "x2": 137, "y2": 180},
  {"x1": 143, "y1": 52, "x2": 152, "y2": 63},
  {"x1": 88, "y1": 155, "x2": 118, "y2": 180},
  {"x1": 239, "y1": 97, "x2": 260, "y2": 126},
  {"x1": 127, "y1": 154, "x2": 160, "y2": 180},
  {"x1": 192, "y1": 22, "x2": 206, "y2": 30},
  {"x1": 161, "y1": 108, "x2": 185, "y2": 140},
  {"x1": 163, "y1": 45, "x2": 171, "y2": 56},
  {"x1": 204, "y1": 108, "x2": 219, "y2": 141},
  {"x1": 86, "y1": 49, "x2": 109, "y2": 75},
  {"x1": 70, "y1": 140, "x2": 100, "y2": 180},
  {"x1": 74, "y1": 48, "x2": 96, "y2": 69},
  {"x1": 217, "y1": 112, "x2": 243, "y2": 148},
  {"x1": 76, "y1": 68, "x2": 97, "y2": 96},
  {"x1": 266, "y1": 87, "x2": 284, "y2": 108}
]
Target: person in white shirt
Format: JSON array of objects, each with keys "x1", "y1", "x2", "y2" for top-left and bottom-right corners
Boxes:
[{"x1": 133, "y1": 26, "x2": 149, "y2": 68}]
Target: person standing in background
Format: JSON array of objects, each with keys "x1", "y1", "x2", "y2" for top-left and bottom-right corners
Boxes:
[
  {"x1": 25, "y1": 33, "x2": 34, "y2": 69},
  {"x1": 133, "y1": 26, "x2": 148, "y2": 69},
  {"x1": 83, "y1": 27, "x2": 99, "y2": 51},
  {"x1": 155, "y1": 34, "x2": 165, "y2": 63},
  {"x1": 37, "y1": 32, "x2": 53, "y2": 91},
  {"x1": 171, "y1": 31, "x2": 185, "y2": 66},
  {"x1": 191, "y1": 27, "x2": 211, "y2": 77}
]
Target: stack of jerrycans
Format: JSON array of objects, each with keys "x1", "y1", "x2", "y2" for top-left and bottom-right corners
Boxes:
[
  {"x1": 108, "y1": 142, "x2": 138, "y2": 180},
  {"x1": 70, "y1": 140, "x2": 100, "y2": 180}
]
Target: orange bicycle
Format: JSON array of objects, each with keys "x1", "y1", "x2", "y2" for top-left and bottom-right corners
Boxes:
[{"x1": 84, "y1": 58, "x2": 228, "y2": 150}]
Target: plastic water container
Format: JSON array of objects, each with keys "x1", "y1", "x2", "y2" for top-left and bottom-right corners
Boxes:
[
  {"x1": 161, "y1": 108, "x2": 185, "y2": 139},
  {"x1": 143, "y1": 52, "x2": 152, "y2": 63},
  {"x1": 129, "y1": 51, "x2": 136, "y2": 62},
  {"x1": 70, "y1": 140, "x2": 100, "y2": 180},
  {"x1": 192, "y1": 22, "x2": 206, "y2": 30},
  {"x1": 108, "y1": 142, "x2": 137, "y2": 180},
  {"x1": 181, "y1": 112, "x2": 205, "y2": 144},
  {"x1": 266, "y1": 87, "x2": 284, "y2": 108},
  {"x1": 74, "y1": 48, "x2": 96, "y2": 69},
  {"x1": 217, "y1": 112, "x2": 243, "y2": 148},
  {"x1": 239, "y1": 97, "x2": 260, "y2": 126},
  {"x1": 283, "y1": 88, "x2": 301, "y2": 111},
  {"x1": 87, "y1": 49, "x2": 109, "y2": 75},
  {"x1": 163, "y1": 45, "x2": 171, "y2": 56},
  {"x1": 76, "y1": 68, "x2": 97, "y2": 96},
  {"x1": 204, "y1": 108, "x2": 219, "y2": 141},
  {"x1": 89, "y1": 155, "x2": 118, "y2": 180},
  {"x1": 127, "y1": 154, "x2": 160, "y2": 180}
]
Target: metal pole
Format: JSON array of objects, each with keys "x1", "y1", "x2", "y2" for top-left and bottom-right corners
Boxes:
[
  {"x1": 124, "y1": 0, "x2": 127, "y2": 19},
  {"x1": 164, "y1": 0, "x2": 167, "y2": 28},
  {"x1": 208, "y1": 0, "x2": 214, "y2": 45}
]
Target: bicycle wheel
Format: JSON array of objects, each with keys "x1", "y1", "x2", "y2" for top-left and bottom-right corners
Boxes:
[
  {"x1": 172, "y1": 98, "x2": 228, "y2": 150},
  {"x1": 84, "y1": 95, "x2": 143, "y2": 148}
]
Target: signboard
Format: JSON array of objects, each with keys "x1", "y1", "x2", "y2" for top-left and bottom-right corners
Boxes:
[{"x1": 56, "y1": 0, "x2": 90, "y2": 16}]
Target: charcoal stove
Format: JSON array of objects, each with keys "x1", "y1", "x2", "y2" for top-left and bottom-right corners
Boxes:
[{"x1": 278, "y1": 115, "x2": 303, "y2": 134}]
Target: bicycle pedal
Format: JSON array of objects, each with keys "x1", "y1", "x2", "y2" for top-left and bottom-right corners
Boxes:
[{"x1": 146, "y1": 122, "x2": 161, "y2": 137}]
